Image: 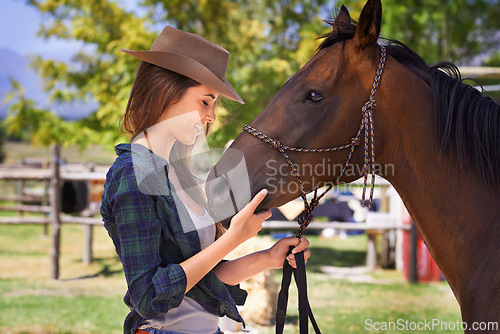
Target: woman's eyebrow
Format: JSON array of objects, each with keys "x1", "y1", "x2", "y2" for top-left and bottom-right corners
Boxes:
[{"x1": 204, "y1": 94, "x2": 216, "y2": 99}]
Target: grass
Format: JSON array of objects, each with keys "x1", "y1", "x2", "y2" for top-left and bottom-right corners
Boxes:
[
  {"x1": 0, "y1": 223, "x2": 463, "y2": 334},
  {"x1": 254, "y1": 273, "x2": 462, "y2": 334},
  {"x1": 0, "y1": 224, "x2": 128, "y2": 334},
  {"x1": 249, "y1": 234, "x2": 462, "y2": 334},
  {"x1": 0, "y1": 143, "x2": 463, "y2": 333},
  {"x1": 304, "y1": 233, "x2": 367, "y2": 272}
]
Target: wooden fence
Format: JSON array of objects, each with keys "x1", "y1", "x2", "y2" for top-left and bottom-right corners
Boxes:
[
  {"x1": 1, "y1": 145, "x2": 419, "y2": 282},
  {"x1": 0, "y1": 145, "x2": 107, "y2": 279}
]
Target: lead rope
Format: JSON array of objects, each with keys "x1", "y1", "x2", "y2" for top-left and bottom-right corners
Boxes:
[{"x1": 243, "y1": 46, "x2": 387, "y2": 334}]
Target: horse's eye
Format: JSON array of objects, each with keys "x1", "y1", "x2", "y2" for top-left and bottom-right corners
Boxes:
[{"x1": 305, "y1": 91, "x2": 323, "y2": 103}]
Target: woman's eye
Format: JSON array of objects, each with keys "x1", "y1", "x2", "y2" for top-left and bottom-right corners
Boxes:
[
  {"x1": 305, "y1": 91, "x2": 323, "y2": 103},
  {"x1": 202, "y1": 100, "x2": 209, "y2": 106}
]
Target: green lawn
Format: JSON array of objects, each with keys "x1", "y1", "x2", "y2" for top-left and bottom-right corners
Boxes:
[
  {"x1": 0, "y1": 142, "x2": 463, "y2": 333},
  {"x1": 0, "y1": 224, "x2": 128, "y2": 334},
  {"x1": 0, "y1": 223, "x2": 463, "y2": 334}
]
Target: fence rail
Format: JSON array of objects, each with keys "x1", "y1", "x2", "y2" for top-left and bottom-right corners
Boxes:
[
  {"x1": 262, "y1": 220, "x2": 410, "y2": 231},
  {"x1": 1, "y1": 145, "x2": 417, "y2": 280},
  {"x1": 0, "y1": 145, "x2": 107, "y2": 278}
]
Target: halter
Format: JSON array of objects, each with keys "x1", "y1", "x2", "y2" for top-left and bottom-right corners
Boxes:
[{"x1": 243, "y1": 45, "x2": 387, "y2": 238}]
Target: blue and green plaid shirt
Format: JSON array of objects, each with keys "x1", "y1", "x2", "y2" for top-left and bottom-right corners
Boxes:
[{"x1": 101, "y1": 144, "x2": 247, "y2": 334}]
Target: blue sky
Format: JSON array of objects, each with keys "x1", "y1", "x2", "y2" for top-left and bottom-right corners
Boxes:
[
  {"x1": 0, "y1": 0, "x2": 143, "y2": 57},
  {"x1": 0, "y1": 0, "x2": 83, "y2": 57},
  {"x1": 0, "y1": 0, "x2": 132, "y2": 118}
]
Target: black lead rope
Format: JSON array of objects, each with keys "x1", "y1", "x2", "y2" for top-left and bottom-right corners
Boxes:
[{"x1": 276, "y1": 248, "x2": 321, "y2": 334}]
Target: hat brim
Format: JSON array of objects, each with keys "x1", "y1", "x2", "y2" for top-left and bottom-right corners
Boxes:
[{"x1": 120, "y1": 49, "x2": 244, "y2": 104}]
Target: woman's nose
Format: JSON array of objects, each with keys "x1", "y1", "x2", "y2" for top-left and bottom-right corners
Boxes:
[{"x1": 204, "y1": 106, "x2": 216, "y2": 123}]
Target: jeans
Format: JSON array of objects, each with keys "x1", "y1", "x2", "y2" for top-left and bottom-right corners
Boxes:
[{"x1": 140, "y1": 328, "x2": 222, "y2": 334}]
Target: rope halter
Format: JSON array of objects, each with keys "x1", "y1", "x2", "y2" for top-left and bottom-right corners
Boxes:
[{"x1": 243, "y1": 45, "x2": 387, "y2": 237}]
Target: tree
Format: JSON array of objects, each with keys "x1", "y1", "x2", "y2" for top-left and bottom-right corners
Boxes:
[
  {"x1": 6, "y1": 0, "x2": 499, "y2": 149},
  {"x1": 379, "y1": 0, "x2": 500, "y2": 65},
  {"x1": 3, "y1": 79, "x2": 97, "y2": 147},
  {"x1": 7, "y1": 0, "x2": 331, "y2": 149},
  {"x1": 483, "y1": 52, "x2": 500, "y2": 67}
]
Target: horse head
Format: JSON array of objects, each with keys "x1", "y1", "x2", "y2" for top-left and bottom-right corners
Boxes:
[
  {"x1": 206, "y1": 0, "x2": 391, "y2": 226},
  {"x1": 206, "y1": 1, "x2": 500, "y2": 327}
]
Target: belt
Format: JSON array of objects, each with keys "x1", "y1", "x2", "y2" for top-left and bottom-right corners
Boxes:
[{"x1": 135, "y1": 330, "x2": 149, "y2": 334}]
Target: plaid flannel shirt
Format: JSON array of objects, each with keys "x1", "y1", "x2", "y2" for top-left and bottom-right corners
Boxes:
[{"x1": 101, "y1": 144, "x2": 247, "y2": 334}]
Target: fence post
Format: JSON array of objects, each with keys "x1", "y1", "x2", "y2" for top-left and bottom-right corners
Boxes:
[
  {"x1": 409, "y1": 219, "x2": 418, "y2": 284},
  {"x1": 42, "y1": 160, "x2": 50, "y2": 236},
  {"x1": 83, "y1": 164, "x2": 94, "y2": 265},
  {"x1": 83, "y1": 225, "x2": 93, "y2": 265},
  {"x1": 50, "y1": 145, "x2": 62, "y2": 280}
]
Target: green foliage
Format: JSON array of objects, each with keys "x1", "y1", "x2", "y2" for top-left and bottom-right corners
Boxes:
[
  {"x1": 3, "y1": 79, "x2": 99, "y2": 148},
  {"x1": 483, "y1": 51, "x2": 500, "y2": 67},
  {"x1": 22, "y1": 0, "x2": 158, "y2": 146},
  {"x1": 380, "y1": 0, "x2": 500, "y2": 65},
  {"x1": 11, "y1": 0, "x2": 332, "y2": 148},
  {"x1": 8, "y1": 0, "x2": 500, "y2": 148},
  {"x1": 135, "y1": 0, "x2": 333, "y2": 146}
]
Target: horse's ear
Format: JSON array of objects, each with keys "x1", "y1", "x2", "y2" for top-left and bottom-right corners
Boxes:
[
  {"x1": 334, "y1": 5, "x2": 352, "y2": 28},
  {"x1": 353, "y1": 0, "x2": 382, "y2": 50}
]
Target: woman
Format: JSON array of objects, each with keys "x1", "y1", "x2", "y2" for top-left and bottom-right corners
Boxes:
[{"x1": 101, "y1": 26, "x2": 311, "y2": 334}]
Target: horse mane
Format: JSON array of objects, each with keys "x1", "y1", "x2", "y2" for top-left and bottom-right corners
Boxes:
[
  {"x1": 431, "y1": 63, "x2": 500, "y2": 185},
  {"x1": 318, "y1": 13, "x2": 500, "y2": 186}
]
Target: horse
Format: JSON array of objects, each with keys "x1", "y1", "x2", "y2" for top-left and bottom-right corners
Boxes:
[{"x1": 206, "y1": 0, "x2": 500, "y2": 332}]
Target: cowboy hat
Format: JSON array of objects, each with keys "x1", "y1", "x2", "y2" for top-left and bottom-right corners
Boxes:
[{"x1": 121, "y1": 26, "x2": 244, "y2": 104}]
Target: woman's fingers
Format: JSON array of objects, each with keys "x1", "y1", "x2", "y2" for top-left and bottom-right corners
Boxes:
[
  {"x1": 228, "y1": 189, "x2": 272, "y2": 243},
  {"x1": 286, "y1": 237, "x2": 311, "y2": 268},
  {"x1": 242, "y1": 189, "x2": 268, "y2": 215},
  {"x1": 286, "y1": 248, "x2": 310, "y2": 268},
  {"x1": 304, "y1": 248, "x2": 311, "y2": 259},
  {"x1": 256, "y1": 209, "x2": 272, "y2": 220},
  {"x1": 291, "y1": 236, "x2": 310, "y2": 254}
]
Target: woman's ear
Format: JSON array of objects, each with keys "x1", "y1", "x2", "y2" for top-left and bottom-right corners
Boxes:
[{"x1": 353, "y1": 0, "x2": 382, "y2": 50}]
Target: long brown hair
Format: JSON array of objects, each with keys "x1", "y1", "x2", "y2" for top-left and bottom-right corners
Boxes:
[
  {"x1": 120, "y1": 61, "x2": 199, "y2": 139},
  {"x1": 121, "y1": 61, "x2": 226, "y2": 239}
]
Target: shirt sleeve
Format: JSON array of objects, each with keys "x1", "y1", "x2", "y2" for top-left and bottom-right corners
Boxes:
[
  {"x1": 111, "y1": 163, "x2": 186, "y2": 319},
  {"x1": 224, "y1": 283, "x2": 248, "y2": 306}
]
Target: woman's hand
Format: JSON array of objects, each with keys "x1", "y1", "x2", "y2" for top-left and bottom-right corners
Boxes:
[
  {"x1": 181, "y1": 189, "x2": 270, "y2": 292},
  {"x1": 267, "y1": 236, "x2": 311, "y2": 269},
  {"x1": 226, "y1": 189, "x2": 272, "y2": 244}
]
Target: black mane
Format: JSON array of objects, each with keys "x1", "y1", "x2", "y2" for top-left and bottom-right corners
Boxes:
[
  {"x1": 318, "y1": 14, "x2": 500, "y2": 186},
  {"x1": 431, "y1": 65, "x2": 500, "y2": 185}
]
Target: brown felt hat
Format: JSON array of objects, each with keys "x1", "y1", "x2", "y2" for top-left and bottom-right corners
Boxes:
[{"x1": 121, "y1": 26, "x2": 244, "y2": 104}]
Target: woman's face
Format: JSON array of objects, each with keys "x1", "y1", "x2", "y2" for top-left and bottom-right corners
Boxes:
[{"x1": 159, "y1": 84, "x2": 219, "y2": 146}]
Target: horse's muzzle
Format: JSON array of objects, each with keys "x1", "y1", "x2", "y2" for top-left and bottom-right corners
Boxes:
[{"x1": 205, "y1": 148, "x2": 251, "y2": 228}]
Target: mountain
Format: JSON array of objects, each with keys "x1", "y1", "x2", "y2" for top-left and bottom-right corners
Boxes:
[
  {"x1": 0, "y1": 48, "x2": 41, "y2": 115},
  {"x1": 0, "y1": 47, "x2": 93, "y2": 120}
]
